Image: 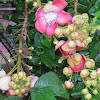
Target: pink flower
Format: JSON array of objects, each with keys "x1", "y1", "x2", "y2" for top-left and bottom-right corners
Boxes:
[
  {"x1": 55, "y1": 40, "x2": 76, "y2": 56},
  {"x1": 67, "y1": 53, "x2": 85, "y2": 72},
  {"x1": 35, "y1": 0, "x2": 72, "y2": 36}
]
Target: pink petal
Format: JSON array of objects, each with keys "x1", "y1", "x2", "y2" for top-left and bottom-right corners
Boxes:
[
  {"x1": 35, "y1": 17, "x2": 47, "y2": 34},
  {"x1": 36, "y1": 7, "x2": 44, "y2": 19},
  {"x1": 55, "y1": 40, "x2": 66, "y2": 51},
  {"x1": 52, "y1": 0, "x2": 68, "y2": 12},
  {"x1": 57, "y1": 11, "x2": 72, "y2": 25},
  {"x1": 0, "y1": 42, "x2": 8, "y2": 52},
  {"x1": 46, "y1": 22, "x2": 58, "y2": 36}
]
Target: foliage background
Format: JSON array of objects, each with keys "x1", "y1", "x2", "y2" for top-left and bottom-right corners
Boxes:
[{"x1": 0, "y1": 0, "x2": 100, "y2": 100}]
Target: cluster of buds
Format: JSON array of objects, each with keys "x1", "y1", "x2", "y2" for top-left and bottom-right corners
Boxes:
[
  {"x1": 6, "y1": 71, "x2": 38, "y2": 98},
  {"x1": 0, "y1": 70, "x2": 38, "y2": 98},
  {"x1": 79, "y1": 60, "x2": 100, "y2": 99}
]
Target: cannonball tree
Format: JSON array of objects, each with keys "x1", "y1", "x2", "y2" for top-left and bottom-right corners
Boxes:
[{"x1": 0, "y1": 0, "x2": 100, "y2": 100}]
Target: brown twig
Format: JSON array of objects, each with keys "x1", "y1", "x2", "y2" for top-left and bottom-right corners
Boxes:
[
  {"x1": 74, "y1": 0, "x2": 78, "y2": 15},
  {"x1": 0, "y1": 51, "x2": 12, "y2": 71},
  {"x1": 17, "y1": 0, "x2": 28, "y2": 73}
]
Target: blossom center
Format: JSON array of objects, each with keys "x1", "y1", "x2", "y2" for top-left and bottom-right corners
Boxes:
[{"x1": 44, "y1": 12, "x2": 57, "y2": 23}]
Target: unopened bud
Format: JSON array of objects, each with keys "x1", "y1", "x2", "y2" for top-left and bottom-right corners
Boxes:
[
  {"x1": 33, "y1": 1, "x2": 38, "y2": 7},
  {"x1": 90, "y1": 71, "x2": 97, "y2": 79},
  {"x1": 68, "y1": 41, "x2": 76, "y2": 48},
  {"x1": 68, "y1": 24, "x2": 76, "y2": 32},
  {"x1": 63, "y1": 67, "x2": 73, "y2": 76},
  {"x1": 80, "y1": 69, "x2": 89, "y2": 77},
  {"x1": 71, "y1": 32, "x2": 78, "y2": 39},
  {"x1": 64, "y1": 81, "x2": 74, "y2": 89}
]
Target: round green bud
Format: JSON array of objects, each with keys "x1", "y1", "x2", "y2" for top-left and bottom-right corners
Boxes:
[
  {"x1": 21, "y1": 89, "x2": 25, "y2": 93},
  {"x1": 82, "y1": 30, "x2": 87, "y2": 34},
  {"x1": 86, "y1": 37, "x2": 92, "y2": 43},
  {"x1": 93, "y1": 90, "x2": 98, "y2": 95}
]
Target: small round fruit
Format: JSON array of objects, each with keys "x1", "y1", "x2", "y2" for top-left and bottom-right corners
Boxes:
[
  {"x1": 80, "y1": 69, "x2": 89, "y2": 77},
  {"x1": 90, "y1": 71, "x2": 97, "y2": 79},
  {"x1": 64, "y1": 81, "x2": 74, "y2": 89},
  {"x1": 84, "y1": 93, "x2": 92, "y2": 100},
  {"x1": 81, "y1": 88, "x2": 88, "y2": 95},
  {"x1": 93, "y1": 90, "x2": 98, "y2": 95},
  {"x1": 21, "y1": 89, "x2": 25, "y2": 93},
  {"x1": 63, "y1": 67, "x2": 73, "y2": 76},
  {"x1": 91, "y1": 80, "x2": 97, "y2": 87}
]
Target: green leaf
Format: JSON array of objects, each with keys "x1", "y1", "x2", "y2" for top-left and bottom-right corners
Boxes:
[
  {"x1": 1, "y1": 0, "x2": 7, "y2": 3},
  {"x1": 95, "y1": 0, "x2": 100, "y2": 9},
  {"x1": 29, "y1": 29, "x2": 36, "y2": 39},
  {"x1": 42, "y1": 39, "x2": 51, "y2": 48},
  {"x1": 41, "y1": 53, "x2": 54, "y2": 68},
  {"x1": 2, "y1": 14, "x2": 9, "y2": 20},
  {"x1": 0, "y1": 22, "x2": 4, "y2": 29},
  {"x1": 95, "y1": 10, "x2": 100, "y2": 18},
  {"x1": 34, "y1": 33, "x2": 43, "y2": 48},
  {"x1": 11, "y1": 13, "x2": 24, "y2": 23},
  {"x1": 28, "y1": 56, "x2": 42, "y2": 66},
  {"x1": 88, "y1": 6, "x2": 97, "y2": 16},
  {"x1": 31, "y1": 72, "x2": 69, "y2": 100},
  {"x1": 5, "y1": 96, "x2": 23, "y2": 100},
  {"x1": 0, "y1": 64, "x2": 3, "y2": 70},
  {"x1": 16, "y1": 1, "x2": 24, "y2": 12}
]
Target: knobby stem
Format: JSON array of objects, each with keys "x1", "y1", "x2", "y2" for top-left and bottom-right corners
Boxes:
[
  {"x1": 36, "y1": 0, "x2": 41, "y2": 7},
  {"x1": 74, "y1": 0, "x2": 78, "y2": 16},
  {"x1": 17, "y1": 0, "x2": 28, "y2": 73}
]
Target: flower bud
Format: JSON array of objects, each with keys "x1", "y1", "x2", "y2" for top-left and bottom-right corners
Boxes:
[
  {"x1": 81, "y1": 88, "x2": 88, "y2": 95},
  {"x1": 64, "y1": 81, "x2": 74, "y2": 89},
  {"x1": 12, "y1": 83, "x2": 17, "y2": 90},
  {"x1": 55, "y1": 28, "x2": 63, "y2": 38},
  {"x1": 73, "y1": 53, "x2": 82, "y2": 62},
  {"x1": 93, "y1": 90, "x2": 98, "y2": 95},
  {"x1": 75, "y1": 17, "x2": 82, "y2": 24},
  {"x1": 28, "y1": 56, "x2": 32, "y2": 60},
  {"x1": 33, "y1": 1, "x2": 38, "y2": 7},
  {"x1": 8, "y1": 81, "x2": 15, "y2": 89},
  {"x1": 97, "y1": 25, "x2": 100, "y2": 30},
  {"x1": 21, "y1": 89, "x2": 25, "y2": 93},
  {"x1": 18, "y1": 49, "x2": 22, "y2": 54},
  {"x1": 53, "y1": 39, "x2": 59, "y2": 45},
  {"x1": 27, "y1": 76, "x2": 31, "y2": 82},
  {"x1": 90, "y1": 71, "x2": 97, "y2": 79},
  {"x1": 84, "y1": 93, "x2": 92, "y2": 100},
  {"x1": 12, "y1": 74, "x2": 18, "y2": 81},
  {"x1": 68, "y1": 24, "x2": 76, "y2": 32},
  {"x1": 63, "y1": 67, "x2": 73, "y2": 76},
  {"x1": 58, "y1": 59, "x2": 62, "y2": 64},
  {"x1": 15, "y1": 89, "x2": 20, "y2": 95},
  {"x1": 85, "y1": 80, "x2": 91, "y2": 87},
  {"x1": 71, "y1": 32, "x2": 78, "y2": 39},
  {"x1": 28, "y1": 46, "x2": 34, "y2": 50},
  {"x1": 0, "y1": 69, "x2": 6, "y2": 78},
  {"x1": 25, "y1": 82, "x2": 31, "y2": 88},
  {"x1": 80, "y1": 69, "x2": 89, "y2": 77},
  {"x1": 18, "y1": 72, "x2": 26, "y2": 79},
  {"x1": 63, "y1": 28, "x2": 70, "y2": 35},
  {"x1": 91, "y1": 80, "x2": 97, "y2": 87},
  {"x1": 85, "y1": 59, "x2": 95, "y2": 69},
  {"x1": 68, "y1": 41, "x2": 76, "y2": 48},
  {"x1": 86, "y1": 37, "x2": 92, "y2": 43},
  {"x1": 97, "y1": 68, "x2": 100, "y2": 76}
]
